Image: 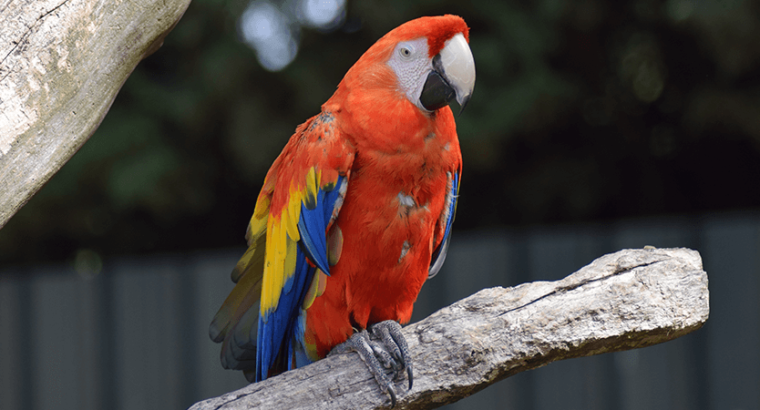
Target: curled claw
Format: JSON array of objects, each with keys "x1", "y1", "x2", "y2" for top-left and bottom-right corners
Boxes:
[
  {"x1": 370, "y1": 321, "x2": 413, "y2": 390},
  {"x1": 387, "y1": 384, "x2": 399, "y2": 408},
  {"x1": 328, "y1": 320, "x2": 412, "y2": 407}
]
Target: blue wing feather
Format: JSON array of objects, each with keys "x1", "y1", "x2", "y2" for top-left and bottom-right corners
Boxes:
[
  {"x1": 297, "y1": 175, "x2": 345, "y2": 276},
  {"x1": 298, "y1": 204, "x2": 330, "y2": 275},
  {"x1": 256, "y1": 175, "x2": 346, "y2": 381},
  {"x1": 429, "y1": 172, "x2": 459, "y2": 278},
  {"x1": 256, "y1": 250, "x2": 314, "y2": 381}
]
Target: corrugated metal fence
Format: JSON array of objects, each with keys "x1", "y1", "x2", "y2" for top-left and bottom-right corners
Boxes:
[{"x1": 1, "y1": 213, "x2": 758, "y2": 410}]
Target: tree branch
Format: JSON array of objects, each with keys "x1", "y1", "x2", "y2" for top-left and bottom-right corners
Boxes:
[
  {"x1": 0, "y1": 0, "x2": 191, "y2": 228},
  {"x1": 190, "y1": 247, "x2": 709, "y2": 410}
]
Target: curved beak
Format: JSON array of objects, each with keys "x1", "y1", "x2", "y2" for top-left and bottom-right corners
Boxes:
[{"x1": 419, "y1": 33, "x2": 476, "y2": 114}]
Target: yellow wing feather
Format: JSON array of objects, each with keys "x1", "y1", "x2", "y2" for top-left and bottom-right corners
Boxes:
[{"x1": 260, "y1": 183, "x2": 308, "y2": 317}]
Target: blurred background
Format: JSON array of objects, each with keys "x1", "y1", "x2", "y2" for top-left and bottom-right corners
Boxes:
[{"x1": 1, "y1": 0, "x2": 759, "y2": 409}]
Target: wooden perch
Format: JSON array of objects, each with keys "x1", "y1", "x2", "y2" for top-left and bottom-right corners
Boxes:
[
  {"x1": 190, "y1": 247, "x2": 709, "y2": 410},
  {"x1": 0, "y1": 0, "x2": 191, "y2": 228}
]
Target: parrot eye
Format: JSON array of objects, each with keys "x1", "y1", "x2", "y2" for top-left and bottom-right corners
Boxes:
[{"x1": 398, "y1": 45, "x2": 414, "y2": 59}]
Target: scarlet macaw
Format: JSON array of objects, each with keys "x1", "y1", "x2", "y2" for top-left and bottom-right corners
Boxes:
[{"x1": 209, "y1": 15, "x2": 475, "y2": 405}]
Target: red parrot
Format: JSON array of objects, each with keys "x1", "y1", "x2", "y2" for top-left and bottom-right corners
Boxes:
[{"x1": 209, "y1": 14, "x2": 475, "y2": 405}]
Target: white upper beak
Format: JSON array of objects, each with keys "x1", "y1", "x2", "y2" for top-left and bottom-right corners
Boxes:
[{"x1": 438, "y1": 33, "x2": 476, "y2": 108}]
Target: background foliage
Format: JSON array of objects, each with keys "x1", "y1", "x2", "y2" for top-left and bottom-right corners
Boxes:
[{"x1": 2, "y1": 0, "x2": 759, "y2": 267}]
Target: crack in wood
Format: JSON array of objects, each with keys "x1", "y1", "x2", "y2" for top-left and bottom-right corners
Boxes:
[
  {"x1": 496, "y1": 259, "x2": 662, "y2": 317},
  {"x1": 211, "y1": 390, "x2": 260, "y2": 410},
  {"x1": 0, "y1": 0, "x2": 72, "y2": 81}
]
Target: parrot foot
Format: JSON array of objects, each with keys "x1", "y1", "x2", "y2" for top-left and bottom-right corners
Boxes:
[{"x1": 328, "y1": 320, "x2": 413, "y2": 407}]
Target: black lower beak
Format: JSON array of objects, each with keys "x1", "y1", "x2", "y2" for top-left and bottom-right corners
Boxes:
[{"x1": 419, "y1": 70, "x2": 456, "y2": 112}]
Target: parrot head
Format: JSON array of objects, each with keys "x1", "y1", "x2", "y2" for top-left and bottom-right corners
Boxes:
[
  {"x1": 383, "y1": 15, "x2": 475, "y2": 114},
  {"x1": 335, "y1": 15, "x2": 476, "y2": 116}
]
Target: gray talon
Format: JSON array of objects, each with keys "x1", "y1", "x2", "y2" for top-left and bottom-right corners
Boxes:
[
  {"x1": 329, "y1": 320, "x2": 413, "y2": 407},
  {"x1": 387, "y1": 383, "x2": 398, "y2": 408},
  {"x1": 371, "y1": 320, "x2": 413, "y2": 389}
]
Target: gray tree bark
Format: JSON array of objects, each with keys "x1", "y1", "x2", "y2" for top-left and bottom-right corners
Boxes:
[
  {"x1": 0, "y1": 0, "x2": 191, "y2": 228},
  {"x1": 190, "y1": 247, "x2": 709, "y2": 410}
]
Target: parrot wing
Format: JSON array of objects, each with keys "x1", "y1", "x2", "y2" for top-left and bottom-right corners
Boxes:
[
  {"x1": 208, "y1": 112, "x2": 355, "y2": 381},
  {"x1": 429, "y1": 169, "x2": 460, "y2": 278}
]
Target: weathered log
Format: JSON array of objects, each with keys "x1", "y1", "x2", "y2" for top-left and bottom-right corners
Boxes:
[
  {"x1": 0, "y1": 0, "x2": 191, "y2": 228},
  {"x1": 190, "y1": 247, "x2": 709, "y2": 410}
]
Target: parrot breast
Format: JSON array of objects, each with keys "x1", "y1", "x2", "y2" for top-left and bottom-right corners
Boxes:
[{"x1": 303, "y1": 104, "x2": 461, "y2": 358}]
